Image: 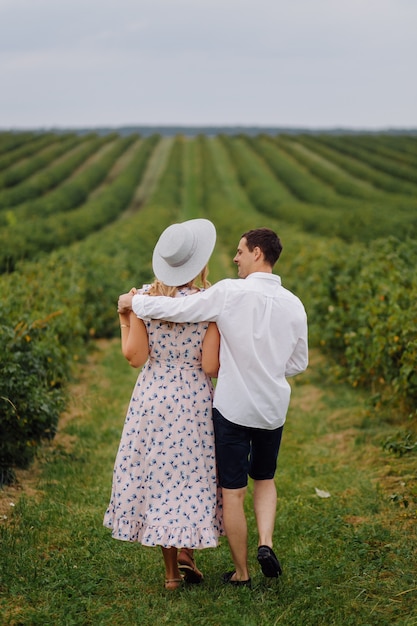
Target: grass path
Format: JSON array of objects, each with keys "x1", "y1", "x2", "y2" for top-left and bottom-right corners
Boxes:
[
  {"x1": 122, "y1": 137, "x2": 174, "y2": 217},
  {"x1": 208, "y1": 138, "x2": 255, "y2": 214},
  {"x1": 1, "y1": 339, "x2": 416, "y2": 625}
]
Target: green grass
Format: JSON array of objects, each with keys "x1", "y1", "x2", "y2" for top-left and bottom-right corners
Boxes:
[{"x1": 1, "y1": 343, "x2": 416, "y2": 626}]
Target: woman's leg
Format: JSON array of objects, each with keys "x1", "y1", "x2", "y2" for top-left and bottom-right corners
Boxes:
[
  {"x1": 161, "y1": 547, "x2": 182, "y2": 589},
  {"x1": 178, "y1": 547, "x2": 204, "y2": 583}
]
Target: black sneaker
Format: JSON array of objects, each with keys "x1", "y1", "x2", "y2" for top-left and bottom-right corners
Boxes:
[
  {"x1": 222, "y1": 571, "x2": 252, "y2": 588},
  {"x1": 257, "y1": 545, "x2": 283, "y2": 578}
]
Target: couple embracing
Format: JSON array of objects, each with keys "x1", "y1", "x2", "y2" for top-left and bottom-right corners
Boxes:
[{"x1": 104, "y1": 218, "x2": 308, "y2": 590}]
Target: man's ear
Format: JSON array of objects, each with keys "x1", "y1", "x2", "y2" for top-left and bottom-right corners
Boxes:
[{"x1": 253, "y1": 246, "x2": 262, "y2": 262}]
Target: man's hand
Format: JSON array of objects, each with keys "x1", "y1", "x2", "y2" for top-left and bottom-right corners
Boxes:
[{"x1": 118, "y1": 288, "x2": 137, "y2": 314}]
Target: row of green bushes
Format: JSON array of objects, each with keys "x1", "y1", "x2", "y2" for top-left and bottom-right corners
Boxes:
[
  {"x1": 247, "y1": 135, "x2": 347, "y2": 207},
  {"x1": 345, "y1": 135, "x2": 417, "y2": 169},
  {"x1": 309, "y1": 135, "x2": 417, "y2": 195},
  {"x1": 378, "y1": 135, "x2": 417, "y2": 159},
  {"x1": 217, "y1": 135, "x2": 347, "y2": 239},
  {"x1": 275, "y1": 137, "x2": 417, "y2": 219},
  {"x1": 0, "y1": 136, "x2": 159, "y2": 272},
  {"x1": 221, "y1": 135, "x2": 417, "y2": 243},
  {"x1": 0, "y1": 135, "x2": 136, "y2": 227},
  {"x1": 0, "y1": 134, "x2": 178, "y2": 485},
  {"x1": 285, "y1": 235, "x2": 417, "y2": 419},
  {"x1": 0, "y1": 133, "x2": 58, "y2": 175},
  {"x1": 0, "y1": 134, "x2": 79, "y2": 190},
  {"x1": 218, "y1": 135, "x2": 295, "y2": 211},
  {"x1": 0, "y1": 132, "x2": 46, "y2": 156},
  {"x1": 0, "y1": 134, "x2": 111, "y2": 210},
  {"x1": 338, "y1": 135, "x2": 417, "y2": 184},
  {"x1": 274, "y1": 135, "x2": 386, "y2": 201}
]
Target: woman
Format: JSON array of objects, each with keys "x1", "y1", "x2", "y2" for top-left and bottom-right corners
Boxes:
[{"x1": 103, "y1": 219, "x2": 223, "y2": 590}]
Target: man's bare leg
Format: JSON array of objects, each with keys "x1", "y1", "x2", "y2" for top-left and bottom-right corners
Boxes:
[
  {"x1": 222, "y1": 486, "x2": 250, "y2": 581},
  {"x1": 253, "y1": 478, "x2": 282, "y2": 577},
  {"x1": 253, "y1": 478, "x2": 277, "y2": 547}
]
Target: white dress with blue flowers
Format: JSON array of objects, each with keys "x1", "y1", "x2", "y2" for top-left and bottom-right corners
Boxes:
[{"x1": 103, "y1": 287, "x2": 223, "y2": 549}]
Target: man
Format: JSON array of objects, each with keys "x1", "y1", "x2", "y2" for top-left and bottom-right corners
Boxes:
[{"x1": 118, "y1": 226, "x2": 308, "y2": 587}]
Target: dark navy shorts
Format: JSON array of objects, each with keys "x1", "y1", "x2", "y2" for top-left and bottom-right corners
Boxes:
[{"x1": 212, "y1": 408, "x2": 284, "y2": 490}]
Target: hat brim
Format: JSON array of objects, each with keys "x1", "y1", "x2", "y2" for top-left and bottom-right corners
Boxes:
[{"x1": 152, "y1": 219, "x2": 216, "y2": 286}]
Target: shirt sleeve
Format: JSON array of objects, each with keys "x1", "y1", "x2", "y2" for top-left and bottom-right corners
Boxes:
[
  {"x1": 285, "y1": 336, "x2": 309, "y2": 377},
  {"x1": 285, "y1": 308, "x2": 309, "y2": 377},
  {"x1": 132, "y1": 282, "x2": 225, "y2": 323}
]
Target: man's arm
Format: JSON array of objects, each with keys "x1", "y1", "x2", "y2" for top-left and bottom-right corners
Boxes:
[
  {"x1": 118, "y1": 288, "x2": 137, "y2": 314},
  {"x1": 285, "y1": 335, "x2": 308, "y2": 377},
  {"x1": 285, "y1": 309, "x2": 308, "y2": 377},
  {"x1": 131, "y1": 283, "x2": 224, "y2": 323}
]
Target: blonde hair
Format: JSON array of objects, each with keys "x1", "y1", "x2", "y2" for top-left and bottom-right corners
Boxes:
[{"x1": 147, "y1": 266, "x2": 211, "y2": 297}]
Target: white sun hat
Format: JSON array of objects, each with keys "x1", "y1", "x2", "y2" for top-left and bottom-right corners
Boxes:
[{"x1": 152, "y1": 218, "x2": 216, "y2": 286}]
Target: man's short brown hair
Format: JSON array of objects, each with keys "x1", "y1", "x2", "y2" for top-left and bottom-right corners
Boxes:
[{"x1": 241, "y1": 228, "x2": 283, "y2": 267}]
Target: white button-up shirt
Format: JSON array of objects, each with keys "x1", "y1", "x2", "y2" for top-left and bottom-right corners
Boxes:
[{"x1": 132, "y1": 272, "x2": 308, "y2": 430}]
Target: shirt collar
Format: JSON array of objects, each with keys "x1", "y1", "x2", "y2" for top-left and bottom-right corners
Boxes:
[{"x1": 246, "y1": 272, "x2": 281, "y2": 285}]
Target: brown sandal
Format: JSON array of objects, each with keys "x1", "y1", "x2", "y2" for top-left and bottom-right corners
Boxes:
[
  {"x1": 164, "y1": 577, "x2": 183, "y2": 590},
  {"x1": 178, "y1": 548, "x2": 204, "y2": 584}
]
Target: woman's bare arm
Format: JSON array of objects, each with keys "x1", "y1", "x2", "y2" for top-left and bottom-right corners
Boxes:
[
  {"x1": 119, "y1": 310, "x2": 149, "y2": 368},
  {"x1": 202, "y1": 322, "x2": 220, "y2": 378}
]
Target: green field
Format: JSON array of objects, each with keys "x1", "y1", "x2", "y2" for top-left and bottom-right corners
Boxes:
[{"x1": 1, "y1": 130, "x2": 416, "y2": 624}]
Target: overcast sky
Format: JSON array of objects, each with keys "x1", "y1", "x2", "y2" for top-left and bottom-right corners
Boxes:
[{"x1": 1, "y1": 0, "x2": 416, "y2": 130}]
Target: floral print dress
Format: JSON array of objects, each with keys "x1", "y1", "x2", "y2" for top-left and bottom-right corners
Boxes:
[{"x1": 103, "y1": 287, "x2": 223, "y2": 548}]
